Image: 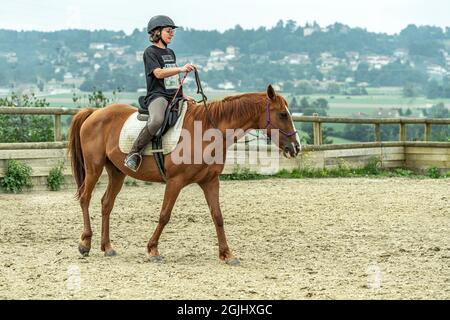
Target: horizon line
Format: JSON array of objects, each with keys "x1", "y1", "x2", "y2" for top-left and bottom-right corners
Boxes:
[{"x1": 1, "y1": 21, "x2": 449, "y2": 36}]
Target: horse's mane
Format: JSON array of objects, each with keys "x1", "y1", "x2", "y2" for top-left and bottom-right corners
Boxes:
[{"x1": 185, "y1": 93, "x2": 265, "y2": 127}]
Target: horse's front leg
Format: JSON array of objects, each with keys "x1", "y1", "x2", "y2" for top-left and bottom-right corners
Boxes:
[
  {"x1": 146, "y1": 179, "x2": 183, "y2": 262},
  {"x1": 199, "y1": 177, "x2": 240, "y2": 265}
]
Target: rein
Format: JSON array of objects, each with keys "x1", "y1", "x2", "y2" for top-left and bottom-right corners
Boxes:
[
  {"x1": 170, "y1": 72, "x2": 189, "y2": 105},
  {"x1": 170, "y1": 68, "x2": 217, "y2": 128},
  {"x1": 194, "y1": 68, "x2": 217, "y2": 128}
]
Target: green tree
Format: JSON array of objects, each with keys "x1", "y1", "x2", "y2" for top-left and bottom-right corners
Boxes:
[
  {"x1": 0, "y1": 93, "x2": 53, "y2": 143},
  {"x1": 428, "y1": 103, "x2": 450, "y2": 141},
  {"x1": 88, "y1": 89, "x2": 110, "y2": 108},
  {"x1": 289, "y1": 97, "x2": 301, "y2": 113},
  {"x1": 297, "y1": 97, "x2": 333, "y2": 144},
  {"x1": 403, "y1": 83, "x2": 419, "y2": 97}
]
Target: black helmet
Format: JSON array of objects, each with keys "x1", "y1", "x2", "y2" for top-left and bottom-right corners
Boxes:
[{"x1": 147, "y1": 15, "x2": 178, "y2": 33}]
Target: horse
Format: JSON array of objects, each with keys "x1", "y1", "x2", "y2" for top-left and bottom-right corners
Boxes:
[{"x1": 67, "y1": 84, "x2": 300, "y2": 265}]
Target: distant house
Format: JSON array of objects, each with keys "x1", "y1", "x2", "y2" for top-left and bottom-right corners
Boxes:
[
  {"x1": 351, "y1": 112, "x2": 370, "y2": 118},
  {"x1": 73, "y1": 52, "x2": 88, "y2": 64},
  {"x1": 320, "y1": 57, "x2": 341, "y2": 73},
  {"x1": 374, "y1": 108, "x2": 400, "y2": 118},
  {"x1": 303, "y1": 27, "x2": 315, "y2": 37},
  {"x1": 225, "y1": 46, "x2": 239, "y2": 60},
  {"x1": 303, "y1": 23, "x2": 322, "y2": 37},
  {"x1": 106, "y1": 44, "x2": 129, "y2": 56},
  {"x1": 135, "y1": 51, "x2": 143, "y2": 62},
  {"x1": 89, "y1": 43, "x2": 107, "y2": 50},
  {"x1": 204, "y1": 49, "x2": 230, "y2": 71},
  {"x1": 393, "y1": 49, "x2": 408, "y2": 59},
  {"x1": 0, "y1": 52, "x2": 18, "y2": 63},
  {"x1": 346, "y1": 51, "x2": 360, "y2": 60},
  {"x1": 283, "y1": 53, "x2": 310, "y2": 65},
  {"x1": 363, "y1": 55, "x2": 392, "y2": 70},
  {"x1": 427, "y1": 64, "x2": 447, "y2": 79},
  {"x1": 63, "y1": 72, "x2": 73, "y2": 81}
]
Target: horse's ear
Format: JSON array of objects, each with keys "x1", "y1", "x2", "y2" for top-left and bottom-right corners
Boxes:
[{"x1": 267, "y1": 84, "x2": 276, "y2": 101}]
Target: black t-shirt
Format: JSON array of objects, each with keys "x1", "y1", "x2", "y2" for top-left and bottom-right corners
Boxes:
[{"x1": 142, "y1": 45, "x2": 183, "y2": 107}]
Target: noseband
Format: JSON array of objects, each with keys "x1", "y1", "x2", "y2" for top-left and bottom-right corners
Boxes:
[{"x1": 263, "y1": 99, "x2": 298, "y2": 138}]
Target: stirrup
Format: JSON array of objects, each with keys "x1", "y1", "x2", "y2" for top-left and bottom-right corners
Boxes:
[{"x1": 124, "y1": 152, "x2": 143, "y2": 172}]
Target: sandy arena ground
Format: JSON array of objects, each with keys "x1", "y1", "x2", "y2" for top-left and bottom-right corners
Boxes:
[{"x1": 0, "y1": 178, "x2": 449, "y2": 300}]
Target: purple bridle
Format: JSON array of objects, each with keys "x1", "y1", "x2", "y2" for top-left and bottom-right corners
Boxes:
[{"x1": 263, "y1": 99, "x2": 298, "y2": 138}]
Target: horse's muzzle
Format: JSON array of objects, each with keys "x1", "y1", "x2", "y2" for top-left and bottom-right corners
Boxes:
[{"x1": 283, "y1": 142, "x2": 301, "y2": 158}]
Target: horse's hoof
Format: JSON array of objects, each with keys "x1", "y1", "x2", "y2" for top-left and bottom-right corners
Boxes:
[
  {"x1": 104, "y1": 249, "x2": 118, "y2": 257},
  {"x1": 147, "y1": 255, "x2": 165, "y2": 263},
  {"x1": 78, "y1": 244, "x2": 90, "y2": 257},
  {"x1": 225, "y1": 258, "x2": 240, "y2": 266}
]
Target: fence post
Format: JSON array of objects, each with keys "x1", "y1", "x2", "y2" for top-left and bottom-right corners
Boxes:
[
  {"x1": 399, "y1": 122, "x2": 406, "y2": 142},
  {"x1": 374, "y1": 123, "x2": 381, "y2": 142},
  {"x1": 312, "y1": 113, "x2": 322, "y2": 145},
  {"x1": 424, "y1": 123, "x2": 432, "y2": 142},
  {"x1": 54, "y1": 114, "x2": 62, "y2": 141}
]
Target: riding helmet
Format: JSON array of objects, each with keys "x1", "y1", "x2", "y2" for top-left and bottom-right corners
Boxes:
[{"x1": 147, "y1": 15, "x2": 178, "y2": 33}]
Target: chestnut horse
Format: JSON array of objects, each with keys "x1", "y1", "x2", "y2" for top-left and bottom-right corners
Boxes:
[{"x1": 68, "y1": 85, "x2": 300, "y2": 265}]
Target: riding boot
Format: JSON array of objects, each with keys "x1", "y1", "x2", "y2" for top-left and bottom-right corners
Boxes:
[{"x1": 124, "y1": 126, "x2": 153, "y2": 172}]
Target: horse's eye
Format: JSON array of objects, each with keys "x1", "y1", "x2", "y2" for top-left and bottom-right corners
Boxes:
[{"x1": 277, "y1": 112, "x2": 288, "y2": 120}]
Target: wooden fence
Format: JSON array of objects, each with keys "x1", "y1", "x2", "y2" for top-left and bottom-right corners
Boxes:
[
  {"x1": 292, "y1": 113, "x2": 450, "y2": 145},
  {"x1": 1, "y1": 107, "x2": 449, "y2": 144},
  {"x1": 0, "y1": 107, "x2": 78, "y2": 142}
]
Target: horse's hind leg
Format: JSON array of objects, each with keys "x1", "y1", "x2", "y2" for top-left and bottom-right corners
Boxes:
[
  {"x1": 100, "y1": 160, "x2": 125, "y2": 257},
  {"x1": 78, "y1": 156, "x2": 105, "y2": 257}
]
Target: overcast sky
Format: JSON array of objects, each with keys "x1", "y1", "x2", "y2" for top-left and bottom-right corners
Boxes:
[{"x1": 1, "y1": 0, "x2": 449, "y2": 35}]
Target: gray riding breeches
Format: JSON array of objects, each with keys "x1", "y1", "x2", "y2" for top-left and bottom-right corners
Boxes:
[{"x1": 147, "y1": 97, "x2": 168, "y2": 136}]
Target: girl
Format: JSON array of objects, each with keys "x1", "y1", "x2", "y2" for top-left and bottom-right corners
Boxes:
[{"x1": 125, "y1": 15, "x2": 195, "y2": 171}]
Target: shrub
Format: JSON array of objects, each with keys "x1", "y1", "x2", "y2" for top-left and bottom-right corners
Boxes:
[
  {"x1": 221, "y1": 165, "x2": 265, "y2": 180},
  {"x1": 427, "y1": 167, "x2": 441, "y2": 179},
  {"x1": 392, "y1": 168, "x2": 414, "y2": 177},
  {"x1": 363, "y1": 157, "x2": 381, "y2": 175},
  {"x1": 47, "y1": 162, "x2": 65, "y2": 191},
  {"x1": 0, "y1": 159, "x2": 33, "y2": 193},
  {"x1": 125, "y1": 178, "x2": 138, "y2": 186}
]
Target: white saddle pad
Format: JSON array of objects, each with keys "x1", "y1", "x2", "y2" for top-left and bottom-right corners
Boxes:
[{"x1": 119, "y1": 101, "x2": 188, "y2": 155}]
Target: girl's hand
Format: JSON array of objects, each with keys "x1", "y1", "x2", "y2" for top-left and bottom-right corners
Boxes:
[{"x1": 179, "y1": 63, "x2": 196, "y2": 73}]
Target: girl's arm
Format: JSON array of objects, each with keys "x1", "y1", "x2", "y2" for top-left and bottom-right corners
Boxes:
[{"x1": 153, "y1": 63, "x2": 196, "y2": 79}]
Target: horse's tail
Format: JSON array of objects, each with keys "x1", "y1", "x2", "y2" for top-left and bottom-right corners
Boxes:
[{"x1": 67, "y1": 108, "x2": 96, "y2": 199}]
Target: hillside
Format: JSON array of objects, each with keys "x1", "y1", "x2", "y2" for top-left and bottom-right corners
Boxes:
[{"x1": 0, "y1": 21, "x2": 449, "y2": 95}]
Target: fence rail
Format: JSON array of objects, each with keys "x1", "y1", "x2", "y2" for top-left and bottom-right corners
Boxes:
[
  {"x1": 1, "y1": 107, "x2": 450, "y2": 145},
  {"x1": 292, "y1": 113, "x2": 450, "y2": 145},
  {"x1": 0, "y1": 107, "x2": 78, "y2": 142}
]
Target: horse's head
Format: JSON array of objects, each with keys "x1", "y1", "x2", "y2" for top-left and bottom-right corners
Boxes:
[{"x1": 260, "y1": 84, "x2": 301, "y2": 158}]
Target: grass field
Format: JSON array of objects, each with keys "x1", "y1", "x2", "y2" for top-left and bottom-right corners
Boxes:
[
  {"x1": 34, "y1": 88, "x2": 450, "y2": 118},
  {"x1": 290, "y1": 87, "x2": 450, "y2": 117},
  {"x1": 38, "y1": 90, "x2": 235, "y2": 108}
]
